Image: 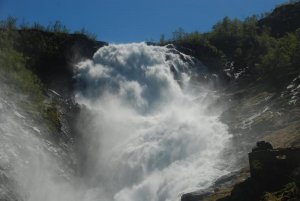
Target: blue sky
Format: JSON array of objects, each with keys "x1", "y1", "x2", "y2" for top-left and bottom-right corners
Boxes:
[{"x1": 0, "y1": 0, "x2": 288, "y2": 43}]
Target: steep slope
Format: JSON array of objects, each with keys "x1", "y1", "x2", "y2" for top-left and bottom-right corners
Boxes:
[
  {"x1": 258, "y1": 1, "x2": 300, "y2": 37},
  {"x1": 16, "y1": 29, "x2": 107, "y2": 95}
]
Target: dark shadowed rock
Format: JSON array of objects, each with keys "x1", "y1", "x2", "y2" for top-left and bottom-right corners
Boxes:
[
  {"x1": 16, "y1": 29, "x2": 108, "y2": 96},
  {"x1": 258, "y1": 2, "x2": 300, "y2": 37}
]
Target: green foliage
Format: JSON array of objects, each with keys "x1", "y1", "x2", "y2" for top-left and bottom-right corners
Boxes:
[
  {"x1": 257, "y1": 30, "x2": 300, "y2": 81},
  {"x1": 0, "y1": 18, "x2": 60, "y2": 133},
  {"x1": 74, "y1": 27, "x2": 97, "y2": 40},
  {"x1": 207, "y1": 16, "x2": 263, "y2": 68},
  {"x1": 159, "y1": 34, "x2": 166, "y2": 44},
  {"x1": 32, "y1": 22, "x2": 46, "y2": 31},
  {"x1": 42, "y1": 102, "x2": 61, "y2": 131},
  {"x1": 172, "y1": 27, "x2": 187, "y2": 41},
  {"x1": 1, "y1": 17, "x2": 97, "y2": 41},
  {"x1": 0, "y1": 17, "x2": 100, "y2": 135},
  {"x1": 171, "y1": 31, "x2": 225, "y2": 72},
  {"x1": 0, "y1": 16, "x2": 17, "y2": 30},
  {"x1": 209, "y1": 17, "x2": 244, "y2": 54},
  {"x1": 0, "y1": 21, "x2": 42, "y2": 100},
  {"x1": 16, "y1": 28, "x2": 67, "y2": 71},
  {"x1": 166, "y1": 6, "x2": 300, "y2": 83},
  {"x1": 51, "y1": 20, "x2": 69, "y2": 33}
]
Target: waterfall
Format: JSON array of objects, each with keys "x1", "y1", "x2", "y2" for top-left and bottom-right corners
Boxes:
[
  {"x1": 74, "y1": 43, "x2": 232, "y2": 201},
  {"x1": 0, "y1": 42, "x2": 232, "y2": 201}
]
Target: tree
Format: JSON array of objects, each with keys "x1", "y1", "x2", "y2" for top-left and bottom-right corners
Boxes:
[
  {"x1": 159, "y1": 34, "x2": 166, "y2": 44},
  {"x1": 172, "y1": 27, "x2": 186, "y2": 41},
  {"x1": 0, "y1": 16, "x2": 17, "y2": 30}
]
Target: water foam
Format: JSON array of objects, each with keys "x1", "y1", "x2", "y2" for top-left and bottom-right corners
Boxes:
[{"x1": 74, "y1": 43, "x2": 232, "y2": 201}]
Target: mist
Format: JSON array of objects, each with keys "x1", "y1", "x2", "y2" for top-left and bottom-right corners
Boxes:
[
  {"x1": 0, "y1": 42, "x2": 234, "y2": 201},
  {"x1": 0, "y1": 76, "x2": 86, "y2": 201},
  {"x1": 74, "y1": 43, "x2": 233, "y2": 201}
]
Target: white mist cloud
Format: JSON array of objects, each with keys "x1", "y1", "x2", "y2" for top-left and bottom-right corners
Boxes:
[{"x1": 74, "y1": 43, "x2": 232, "y2": 201}]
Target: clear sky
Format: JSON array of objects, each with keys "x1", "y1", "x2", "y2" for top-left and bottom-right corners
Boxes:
[{"x1": 0, "y1": 0, "x2": 288, "y2": 43}]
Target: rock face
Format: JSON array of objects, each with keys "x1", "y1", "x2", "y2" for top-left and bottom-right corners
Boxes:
[
  {"x1": 258, "y1": 1, "x2": 300, "y2": 37},
  {"x1": 181, "y1": 192, "x2": 210, "y2": 201},
  {"x1": 181, "y1": 142, "x2": 300, "y2": 201},
  {"x1": 218, "y1": 142, "x2": 300, "y2": 201},
  {"x1": 249, "y1": 141, "x2": 300, "y2": 182}
]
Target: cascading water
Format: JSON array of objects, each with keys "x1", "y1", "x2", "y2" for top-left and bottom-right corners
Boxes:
[
  {"x1": 0, "y1": 42, "x2": 233, "y2": 201},
  {"x1": 74, "y1": 43, "x2": 232, "y2": 201}
]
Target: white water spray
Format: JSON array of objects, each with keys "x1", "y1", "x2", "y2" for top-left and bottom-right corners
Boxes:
[
  {"x1": 0, "y1": 43, "x2": 232, "y2": 201},
  {"x1": 74, "y1": 43, "x2": 232, "y2": 201},
  {"x1": 0, "y1": 79, "x2": 82, "y2": 201}
]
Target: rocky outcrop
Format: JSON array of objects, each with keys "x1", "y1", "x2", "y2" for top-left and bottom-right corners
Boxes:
[
  {"x1": 182, "y1": 142, "x2": 300, "y2": 201},
  {"x1": 249, "y1": 141, "x2": 300, "y2": 182}
]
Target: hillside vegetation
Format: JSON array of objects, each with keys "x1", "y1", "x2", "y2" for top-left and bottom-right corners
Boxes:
[
  {"x1": 0, "y1": 18, "x2": 105, "y2": 136},
  {"x1": 163, "y1": 1, "x2": 300, "y2": 88},
  {"x1": 0, "y1": 18, "x2": 61, "y2": 134}
]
